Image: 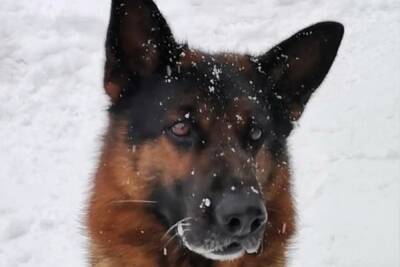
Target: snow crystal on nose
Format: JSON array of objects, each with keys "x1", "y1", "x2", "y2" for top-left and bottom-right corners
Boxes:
[
  {"x1": 200, "y1": 198, "x2": 211, "y2": 208},
  {"x1": 250, "y1": 186, "x2": 259, "y2": 194},
  {"x1": 166, "y1": 65, "x2": 172, "y2": 76},
  {"x1": 212, "y1": 65, "x2": 222, "y2": 80}
]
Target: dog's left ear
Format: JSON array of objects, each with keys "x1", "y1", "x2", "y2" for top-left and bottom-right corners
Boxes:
[
  {"x1": 255, "y1": 21, "x2": 344, "y2": 132},
  {"x1": 104, "y1": 0, "x2": 181, "y2": 102}
]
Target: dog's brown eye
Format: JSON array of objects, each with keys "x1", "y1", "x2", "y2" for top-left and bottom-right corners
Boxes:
[
  {"x1": 171, "y1": 122, "x2": 191, "y2": 137},
  {"x1": 250, "y1": 127, "x2": 263, "y2": 140}
]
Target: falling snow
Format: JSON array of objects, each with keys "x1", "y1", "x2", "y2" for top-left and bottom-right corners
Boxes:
[
  {"x1": 200, "y1": 198, "x2": 212, "y2": 208},
  {"x1": 250, "y1": 186, "x2": 259, "y2": 194},
  {"x1": 0, "y1": 0, "x2": 398, "y2": 267}
]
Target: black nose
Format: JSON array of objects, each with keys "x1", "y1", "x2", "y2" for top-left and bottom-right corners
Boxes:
[{"x1": 215, "y1": 192, "x2": 267, "y2": 237}]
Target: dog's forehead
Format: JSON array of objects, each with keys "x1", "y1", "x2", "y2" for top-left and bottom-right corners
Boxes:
[
  {"x1": 180, "y1": 49, "x2": 253, "y2": 74},
  {"x1": 163, "y1": 79, "x2": 263, "y2": 118},
  {"x1": 162, "y1": 50, "x2": 263, "y2": 110},
  {"x1": 179, "y1": 49, "x2": 254, "y2": 88},
  {"x1": 128, "y1": 49, "x2": 267, "y2": 127}
]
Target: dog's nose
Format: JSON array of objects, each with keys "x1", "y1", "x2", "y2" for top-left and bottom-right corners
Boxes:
[{"x1": 215, "y1": 191, "x2": 267, "y2": 237}]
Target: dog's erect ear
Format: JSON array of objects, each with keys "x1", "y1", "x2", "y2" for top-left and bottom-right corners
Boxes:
[
  {"x1": 104, "y1": 0, "x2": 180, "y2": 101},
  {"x1": 255, "y1": 21, "x2": 344, "y2": 129}
]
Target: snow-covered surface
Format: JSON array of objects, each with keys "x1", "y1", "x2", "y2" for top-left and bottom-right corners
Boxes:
[{"x1": 0, "y1": 0, "x2": 399, "y2": 266}]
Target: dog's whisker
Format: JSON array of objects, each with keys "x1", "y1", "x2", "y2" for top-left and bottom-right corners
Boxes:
[
  {"x1": 163, "y1": 232, "x2": 179, "y2": 248},
  {"x1": 162, "y1": 217, "x2": 193, "y2": 240},
  {"x1": 182, "y1": 228, "x2": 191, "y2": 234},
  {"x1": 162, "y1": 224, "x2": 190, "y2": 240},
  {"x1": 163, "y1": 226, "x2": 192, "y2": 255}
]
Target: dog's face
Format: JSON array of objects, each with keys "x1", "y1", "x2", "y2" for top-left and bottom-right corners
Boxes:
[
  {"x1": 116, "y1": 55, "x2": 274, "y2": 260},
  {"x1": 103, "y1": 0, "x2": 343, "y2": 261}
]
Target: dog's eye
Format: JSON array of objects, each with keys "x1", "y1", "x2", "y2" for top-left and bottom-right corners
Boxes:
[
  {"x1": 170, "y1": 122, "x2": 191, "y2": 137},
  {"x1": 250, "y1": 127, "x2": 263, "y2": 141}
]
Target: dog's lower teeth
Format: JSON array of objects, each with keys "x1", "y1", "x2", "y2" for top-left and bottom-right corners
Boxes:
[
  {"x1": 245, "y1": 247, "x2": 258, "y2": 254},
  {"x1": 243, "y1": 240, "x2": 260, "y2": 254}
]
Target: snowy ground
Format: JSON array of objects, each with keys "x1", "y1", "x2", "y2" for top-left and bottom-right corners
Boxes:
[{"x1": 0, "y1": 0, "x2": 399, "y2": 266}]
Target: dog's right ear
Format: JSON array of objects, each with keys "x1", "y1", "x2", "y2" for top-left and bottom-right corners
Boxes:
[{"x1": 104, "y1": 0, "x2": 180, "y2": 102}]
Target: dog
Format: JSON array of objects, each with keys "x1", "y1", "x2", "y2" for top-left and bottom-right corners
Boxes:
[{"x1": 87, "y1": 0, "x2": 343, "y2": 266}]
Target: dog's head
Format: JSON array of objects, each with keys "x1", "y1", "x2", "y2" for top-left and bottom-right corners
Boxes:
[{"x1": 103, "y1": 0, "x2": 343, "y2": 261}]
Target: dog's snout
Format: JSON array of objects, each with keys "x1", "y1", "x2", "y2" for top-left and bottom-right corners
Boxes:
[{"x1": 215, "y1": 191, "x2": 267, "y2": 237}]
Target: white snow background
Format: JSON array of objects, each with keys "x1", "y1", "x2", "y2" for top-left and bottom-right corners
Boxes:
[{"x1": 0, "y1": 0, "x2": 399, "y2": 266}]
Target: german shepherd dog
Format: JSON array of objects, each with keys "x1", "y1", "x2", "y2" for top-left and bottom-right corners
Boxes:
[{"x1": 87, "y1": 0, "x2": 343, "y2": 266}]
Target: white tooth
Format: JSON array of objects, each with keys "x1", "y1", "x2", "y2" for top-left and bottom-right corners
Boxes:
[
  {"x1": 244, "y1": 240, "x2": 261, "y2": 254},
  {"x1": 245, "y1": 246, "x2": 259, "y2": 254}
]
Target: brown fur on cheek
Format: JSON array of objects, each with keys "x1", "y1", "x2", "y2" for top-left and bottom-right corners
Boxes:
[
  {"x1": 88, "y1": 121, "x2": 197, "y2": 266},
  {"x1": 136, "y1": 136, "x2": 195, "y2": 187},
  {"x1": 88, "y1": 120, "x2": 165, "y2": 266},
  {"x1": 261, "y1": 161, "x2": 296, "y2": 266},
  {"x1": 254, "y1": 146, "x2": 274, "y2": 184}
]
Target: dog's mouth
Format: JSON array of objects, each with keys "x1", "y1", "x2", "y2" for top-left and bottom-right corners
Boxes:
[
  {"x1": 182, "y1": 239, "x2": 261, "y2": 261},
  {"x1": 205, "y1": 241, "x2": 246, "y2": 261},
  {"x1": 177, "y1": 223, "x2": 262, "y2": 261},
  {"x1": 212, "y1": 241, "x2": 242, "y2": 255}
]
